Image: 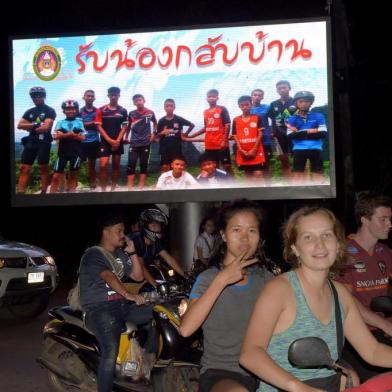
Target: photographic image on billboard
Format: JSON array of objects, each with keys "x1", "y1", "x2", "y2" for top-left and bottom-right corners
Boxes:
[{"x1": 10, "y1": 18, "x2": 334, "y2": 206}]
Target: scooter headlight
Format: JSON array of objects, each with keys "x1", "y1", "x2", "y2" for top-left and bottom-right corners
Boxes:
[
  {"x1": 178, "y1": 298, "x2": 189, "y2": 317},
  {"x1": 168, "y1": 269, "x2": 175, "y2": 277}
]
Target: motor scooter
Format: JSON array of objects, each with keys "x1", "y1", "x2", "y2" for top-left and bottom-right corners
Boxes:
[
  {"x1": 288, "y1": 337, "x2": 392, "y2": 391},
  {"x1": 37, "y1": 280, "x2": 201, "y2": 392}
]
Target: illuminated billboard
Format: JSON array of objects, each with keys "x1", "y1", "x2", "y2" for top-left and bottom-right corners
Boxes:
[{"x1": 10, "y1": 18, "x2": 334, "y2": 206}]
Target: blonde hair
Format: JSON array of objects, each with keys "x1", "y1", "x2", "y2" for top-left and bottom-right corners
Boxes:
[{"x1": 282, "y1": 206, "x2": 348, "y2": 273}]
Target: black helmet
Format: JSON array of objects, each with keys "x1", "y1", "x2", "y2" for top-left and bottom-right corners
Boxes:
[
  {"x1": 293, "y1": 91, "x2": 315, "y2": 104},
  {"x1": 29, "y1": 86, "x2": 46, "y2": 97},
  {"x1": 61, "y1": 100, "x2": 79, "y2": 110},
  {"x1": 139, "y1": 209, "x2": 168, "y2": 242}
]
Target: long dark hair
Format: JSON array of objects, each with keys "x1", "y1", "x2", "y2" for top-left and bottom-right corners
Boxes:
[{"x1": 208, "y1": 199, "x2": 265, "y2": 269}]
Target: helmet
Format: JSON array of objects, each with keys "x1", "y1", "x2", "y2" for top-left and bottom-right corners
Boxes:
[
  {"x1": 29, "y1": 86, "x2": 46, "y2": 97},
  {"x1": 61, "y1": 100, "x2": 79, "y2": 110},
  {"x1": 293, "y1": 91, "x2": 315, "y2": 104},
  {"x1": 139, "y1": 209, "x2": 168, "y2": 242}
]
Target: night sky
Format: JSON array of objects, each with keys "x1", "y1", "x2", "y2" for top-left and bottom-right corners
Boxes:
[{"x1": 0, "y1": 0, "x2": 390, "y2": 278}]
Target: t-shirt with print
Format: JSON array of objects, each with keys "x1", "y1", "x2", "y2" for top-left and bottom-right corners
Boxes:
[
  {"x1": 267, "y1": 97, "x2": 296, "y2": 134},
  {"x1": 22, "y1": 104, "x2": 57, "y2": 143},
  {"x1": 100, "y1": 105, "x2": 128, "y2": 139},
  {"x1": 203, "y1": 106, "x2": 230, "y2": 150},
  {"x1": 79, "y1": 246, "x2": 132, "y2": 307},
  {"x1": 286, "y1": 111, "x2": 327, "y2": 151},
  {"x1": 80, "y1": 106, "x2": 102, "y2": 143},
  {"x1": 156, "y1": 170, "x2": 198, "y2": 189},
  {"x1": 335, "y1": 237, "x2": 392, "y2": 308},
  {"x1": 232, "y1": 114, "x2": 265, "y2": 166},
  {"x1": 157, "y1": 114, "x2": 192, "y2": 155},
  {"x1": 189, "y1": 266, "x2": 273, "y2": 375},
  {"x1": 251, "y1": 104, "x2": 271, "y2": 146},
  {"x1": 128, "y1": 108, "x2": 157, "y2": 148},
  {"x1": 54, "y1": 118, "x2": 86, "y2": 156}
]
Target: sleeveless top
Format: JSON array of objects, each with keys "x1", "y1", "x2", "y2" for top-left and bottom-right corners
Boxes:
[{"x1": 257, "y1": 270, "x2": 345, "y2": 391}]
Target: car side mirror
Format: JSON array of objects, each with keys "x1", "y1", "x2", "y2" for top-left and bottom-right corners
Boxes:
[{"x1": 288, "y1": 337, "x2": 334, "y2": 368}]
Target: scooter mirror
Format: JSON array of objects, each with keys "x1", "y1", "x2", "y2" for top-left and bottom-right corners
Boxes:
[
  {"x1": 370, "y1": 296, "x2": 392, "y2": 313},
  {"x1": 288, "y1": 337, "x2": 334, "y2": 368}
]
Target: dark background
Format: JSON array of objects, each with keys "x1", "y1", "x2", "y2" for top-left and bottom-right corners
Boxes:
[{"x1": 0, "y1": 0, "x2": 391, "y2": 278}]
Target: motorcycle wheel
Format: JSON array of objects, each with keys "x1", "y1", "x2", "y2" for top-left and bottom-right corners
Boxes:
[
  {"x1": 44, "y1": 341, "x2": 96, "y2": 392},
  {"x1": 152, "y1": 366, "x2": 199, "y2": 392},
  {"x1": 8, "y1": 294, "x2": 49, "y2": 319}
]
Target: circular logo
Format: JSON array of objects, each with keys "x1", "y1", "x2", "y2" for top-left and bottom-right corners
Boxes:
[{"x1": 33, "y1": 46, "x2": 61, "y2": 81}]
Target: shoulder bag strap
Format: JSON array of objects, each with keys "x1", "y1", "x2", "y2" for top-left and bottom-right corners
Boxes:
[
  {"x1": 201, "y1": 234, "x2": 212, "y2": 253},
  {"x1": 93, "y1": 245, "x2": 122, "y2": 277},
  {"x1": 329, "y1": 279, "x2": 343, "y2": 360}
]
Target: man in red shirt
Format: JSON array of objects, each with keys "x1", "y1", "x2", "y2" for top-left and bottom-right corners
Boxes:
[
  {"x1": 335, "y1": 191, "x2": 392, "y2": 380},
  {"x1": 189, "y1": 89, "x2": 233, "y2": 176}
]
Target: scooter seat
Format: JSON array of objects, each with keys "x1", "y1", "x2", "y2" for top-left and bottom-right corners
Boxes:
[{"x1": 54, "y1": 306, "x2": 86, "y2": 331}]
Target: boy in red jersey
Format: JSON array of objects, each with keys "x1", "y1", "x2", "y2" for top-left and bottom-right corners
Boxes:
[
  {"x1": 189, "y1": 89, "x2": 233, "y2": 176},
  {"x1": 232, "y1": 95, "x2": 265, "y2": 182}
]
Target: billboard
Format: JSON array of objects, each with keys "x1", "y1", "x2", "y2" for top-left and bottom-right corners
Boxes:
[{"x1": 10, "y1": 18, "x2": 334, "y2": 206}]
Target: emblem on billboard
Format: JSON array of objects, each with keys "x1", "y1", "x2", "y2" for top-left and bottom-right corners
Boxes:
[{"x1": 33, "y1": 46, "x2": 61, "y2": 81}]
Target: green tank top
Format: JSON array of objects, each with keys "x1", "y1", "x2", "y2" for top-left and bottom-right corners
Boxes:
[{"x1": 257, "y1": 270, "x2": 344, "y2": 391}]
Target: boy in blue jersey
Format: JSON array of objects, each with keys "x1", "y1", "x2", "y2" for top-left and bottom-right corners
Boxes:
[
  {"x1": 250, "y1": 89, "x2": 271, "y2": 177},
  {"x1": 286, "y1": 91, "x2": 327, "y2": 183},
  {"x1": 50, "y1": 100, "x2": 86, "y2": 193},
  {"x1": 80, "y1": 90, "x2": 103, "y2": 190}
]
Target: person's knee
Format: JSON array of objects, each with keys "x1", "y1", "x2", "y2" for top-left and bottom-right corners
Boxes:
[
  {"x1": 210, "y1": 379, "x2": 249, "y2": 392},
  {"x1": 100, "y1": 159, "x2": 109, "y2": 169},
  {"x1": 19, "y1": 164, "x2": 31, "y2": 175}
]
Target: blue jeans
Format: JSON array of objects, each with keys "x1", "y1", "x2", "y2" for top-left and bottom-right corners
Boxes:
[{"x1": 85, "y1": 300, "x2": 156, "y2": 392}]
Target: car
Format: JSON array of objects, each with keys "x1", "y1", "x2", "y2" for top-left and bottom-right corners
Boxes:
[{"x1": 0, "y1": 237, "x2": 59, "y2": 318}]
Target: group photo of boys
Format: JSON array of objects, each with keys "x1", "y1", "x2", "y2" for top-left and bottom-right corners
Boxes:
[{"x1": 12, "y1": 21, "x2": 331, "y2": 195}]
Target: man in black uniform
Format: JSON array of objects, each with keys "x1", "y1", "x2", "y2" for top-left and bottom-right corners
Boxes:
[
  {"x1": 17, "y1": 86, "x2": 56, "y2": 194},
  {"x1": 267, "y1": 80, "x2": 296, "y2": 179}
]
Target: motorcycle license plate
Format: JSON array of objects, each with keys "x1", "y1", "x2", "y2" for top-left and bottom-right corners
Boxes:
[{"x1": 28, "y1": 272, "x2": 45, "y2": 283}]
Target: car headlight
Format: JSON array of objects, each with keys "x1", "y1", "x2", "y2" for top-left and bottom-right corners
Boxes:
[
  {"x1": 178, "y1": 298, "x2": 189, "y2": 317},
  {"x1": 44, "y1": 256, "x2": 56, "y2": 266},
  {"x1": 0, "y1": 258, "x2": 5, "y2": 269}
]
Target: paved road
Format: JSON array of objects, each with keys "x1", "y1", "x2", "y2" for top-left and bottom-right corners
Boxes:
[{"x1": 0, "y1": 284, "x2": 69, "y2": 392}]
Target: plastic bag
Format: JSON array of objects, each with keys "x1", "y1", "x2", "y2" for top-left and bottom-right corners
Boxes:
[
  {"x1": 67, "y1": 278, "x2": 82, "y2": 311},
  {"x1": 121, "y1": 337, "x2": 145, "y2": 381}
]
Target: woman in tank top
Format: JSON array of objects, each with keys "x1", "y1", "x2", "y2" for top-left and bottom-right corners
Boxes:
[
  {"x1": 179, "y1": 199, "x2": 274, "y2": 392},
  {"x1": 240, "y1": 206, "x2": 392, "y2": 392}
]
